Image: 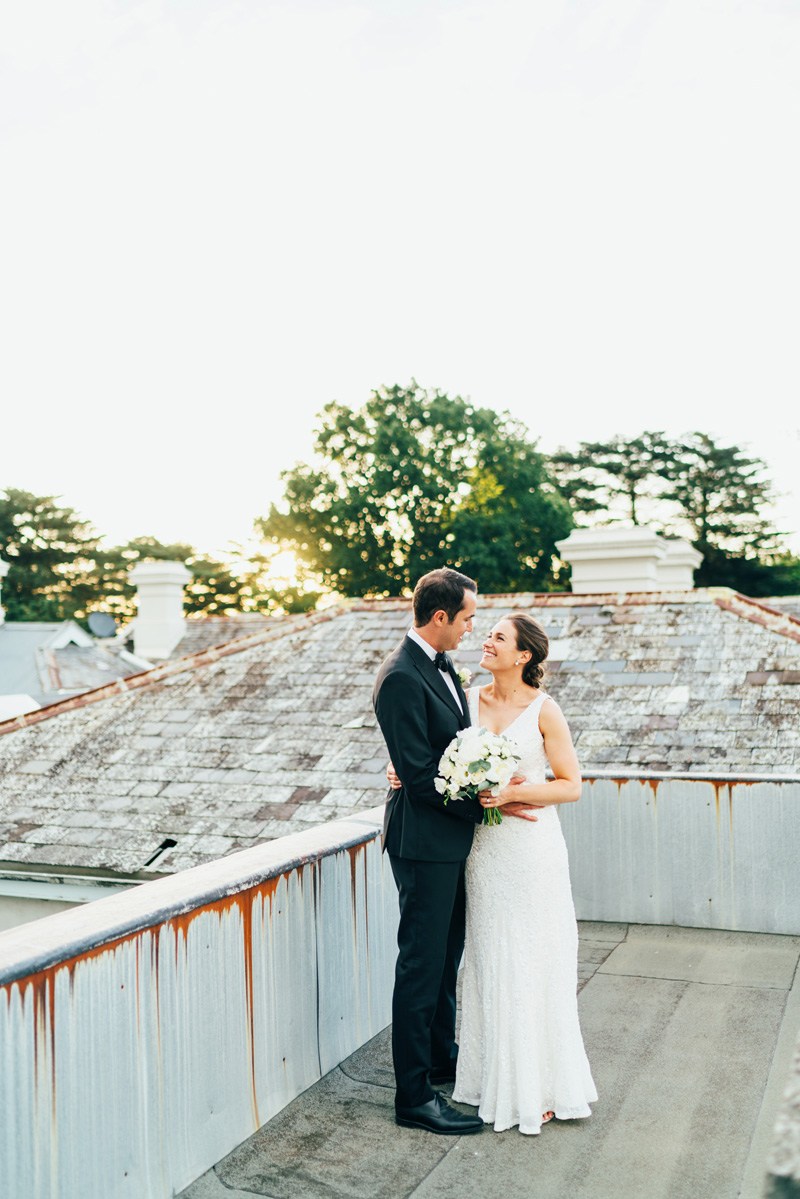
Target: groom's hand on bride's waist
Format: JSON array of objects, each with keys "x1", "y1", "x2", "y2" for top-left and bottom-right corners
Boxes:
[
  {"x1": 386, "y1": 761, "x2": 402, "y2": 790},
  {"x1": 501, "y1": 802, "x2": 540, "y2": 822}
]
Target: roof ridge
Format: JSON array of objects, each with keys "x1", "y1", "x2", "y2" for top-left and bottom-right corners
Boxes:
[
  {"x1": 353, "y1": 588, "x2": 733, "y2": 609},
  {"x1": 713, "y1": 592, "x2": 800, "y2": 644},
  {"x1": 0, "y1": 602, "x2": 353, "y2": 738}
]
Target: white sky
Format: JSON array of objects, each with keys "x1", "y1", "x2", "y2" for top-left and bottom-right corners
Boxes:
[{"x1": 1, "y1": 0, "x2": 798, "y2": 559}]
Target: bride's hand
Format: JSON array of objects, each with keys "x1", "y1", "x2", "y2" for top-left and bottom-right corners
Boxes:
[
  {"x1": 386, "y1": 761, "x2": 402, "y2": 790},
  {"x1": 480, "y1": 783, "x2": 544, "y2": 822},
  {"x1": 480, "y1": 778, "x2": 545, "y2": 819},
  {"x1": 478, "y1": 775, "x2": 526, "y2": 806},
  {"x1": 479, "y1": 790, "x2": 517, "y2": 808}
]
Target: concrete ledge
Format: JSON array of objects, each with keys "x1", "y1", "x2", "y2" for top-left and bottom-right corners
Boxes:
[{"x1": 0, "y1": 807, "x2": 386, "y2": 985}]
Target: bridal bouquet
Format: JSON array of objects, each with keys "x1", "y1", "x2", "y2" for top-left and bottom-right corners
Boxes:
[{"x1": 435, "y1": 727, "x2": 521, "y2": 826}]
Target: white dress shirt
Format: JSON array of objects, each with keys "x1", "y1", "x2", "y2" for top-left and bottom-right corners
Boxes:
[{"x1": 407, "y1": 626, "x2": 463, "y2": 713}]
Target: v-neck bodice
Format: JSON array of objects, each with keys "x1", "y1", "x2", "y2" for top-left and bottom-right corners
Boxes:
[{"x1": 467, "y1": 687, "x2": 549, "y2": 784}]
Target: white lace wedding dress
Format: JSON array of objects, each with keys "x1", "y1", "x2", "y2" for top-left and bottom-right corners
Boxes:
[{"x1": 452, "y1": 689, "x2": 597, "y2": 1134}]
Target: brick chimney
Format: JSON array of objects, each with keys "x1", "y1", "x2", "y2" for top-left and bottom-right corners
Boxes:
[
  {"x1": 555, "y1": 527, "x2": 701, "y2": 593},
  {"x1": 129, "y1": 560, "x2": 191, "y2": 659}
]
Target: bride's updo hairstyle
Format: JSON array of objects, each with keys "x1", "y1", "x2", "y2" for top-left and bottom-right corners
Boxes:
[{"x1": 506, "y1": 611, "x2": 549, "y2": 688}]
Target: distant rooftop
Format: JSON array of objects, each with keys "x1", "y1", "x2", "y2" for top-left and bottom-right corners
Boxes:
[
  {"x1": 0, "y1": 588, "x2": 798, "y2": 879},
  {"x1": 0, "y1": 620, "x2": 141, "y2": 709}
]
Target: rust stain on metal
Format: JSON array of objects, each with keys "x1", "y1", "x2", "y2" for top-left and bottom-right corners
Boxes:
[
  {"x1": 164, "y1": 876, "x2": 283, "y2": 1131},
  {"x1": 362, "y1": 850, "x2": 370, "y2": 948},
  {"x1": 151, "y1": 925, "x2": 163, "y2": 1056},
  {"x1": 237, "y1": 892, "x2": 259, "y2": 1129},
  {"x1": 710, "y1": 782, "x2": 735, "y2": 848},
  {"x1": 135, "y1": 937, "x2": 141, "y2": 1036},
  {"x1": 345, "y1": 845, "x2": 362, "y2": 909},
  {"x1": 3, "y1": 867, "x2": 294, "y2": 1124},
  {"x1": 27, "y1": 967, "x2": 58, "y2": 1119}
]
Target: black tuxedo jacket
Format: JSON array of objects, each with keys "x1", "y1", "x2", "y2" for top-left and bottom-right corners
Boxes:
[{"x1": 373, "y1": 637, "x2": 484, "y2": 861}]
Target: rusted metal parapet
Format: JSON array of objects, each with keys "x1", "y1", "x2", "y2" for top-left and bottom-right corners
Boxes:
[
  {"x1": 0, "y1": 809, "x2": 395, "y2": 1199},
  {"x1": 562, "y1": 774, "x2": 800, "y2": 934}
]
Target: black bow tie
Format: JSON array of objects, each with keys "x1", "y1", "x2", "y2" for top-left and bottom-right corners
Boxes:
[{"x1": 434, "y1": 651, "x2": 450, "y2": 673}]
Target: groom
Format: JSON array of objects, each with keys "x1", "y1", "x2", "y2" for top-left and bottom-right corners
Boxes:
[{"x1": 373, "y1": 567, "x2": 485, "y2": 1135}]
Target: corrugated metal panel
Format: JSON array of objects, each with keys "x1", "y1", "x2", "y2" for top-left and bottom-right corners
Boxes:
[
  {"x1": 561, "y1": 777, "x2": 800, "y2": 933},
  {"x1": 0, "y1": 811, "x2": 397, "y2": 1199}
]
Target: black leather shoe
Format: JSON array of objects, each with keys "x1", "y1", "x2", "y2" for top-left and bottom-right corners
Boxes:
[
  {"x1": 429, "y1": 1064, "x2": 457, "y2": 1085},
  {"x1": 395, "y1": 1093, "x2": 483, "y2": 1135}
]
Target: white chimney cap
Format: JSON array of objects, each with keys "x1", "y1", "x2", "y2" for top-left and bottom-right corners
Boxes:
[
  {"x1": 555, "y1": 526, "x2": 701, "y2": 593},
  {"x1": 129, "y1": 560, "x2": 192, "y2": 588}
]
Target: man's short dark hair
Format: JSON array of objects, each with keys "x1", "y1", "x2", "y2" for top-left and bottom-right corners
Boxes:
[{"x1": 412, "y1": 568, "x2": 477, "y2": 627}]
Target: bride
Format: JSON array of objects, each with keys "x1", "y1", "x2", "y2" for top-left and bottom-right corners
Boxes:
[
  {"x1": 389, "y1": 610, "x2": 596, "y2": 1134},
  {"x1": 452, "y1": 610, "x2": 597, "y2": 1134}
]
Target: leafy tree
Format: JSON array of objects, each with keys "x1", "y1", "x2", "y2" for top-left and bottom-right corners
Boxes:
[
  {"x1": 258, "y1": 382, "x2": 572, "y2": 596},
  {"x1": 692, "y1": 547, "x2": 800, "y2": 596},
  {"x1": 90, "y1": 537, "x2": 247, "y2": 619},
  {"x1": 443, "y1": 463, "x2": 572, "y2": 593},
  {"x1": 0, "y1": 490, "x2": 251, "y2": 622},
  {"x1": 233, "y1": 544, "x2": 323, "y2": 615},
  {"x1": 0, "y1": 488, "x2": 101, "y2": 621}
]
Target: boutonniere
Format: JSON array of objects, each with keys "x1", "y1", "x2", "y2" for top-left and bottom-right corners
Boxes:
[{"x1": 455, "y1": 665, "x2": 472, "y2": 688}]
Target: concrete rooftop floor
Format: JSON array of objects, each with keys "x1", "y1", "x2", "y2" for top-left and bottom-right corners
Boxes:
[{"x1": 179, "y1": 923, "x2": 800, "y2": 1199}]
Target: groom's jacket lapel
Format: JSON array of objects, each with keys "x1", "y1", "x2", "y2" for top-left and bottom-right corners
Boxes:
[
  {"x1": 452, "y1": 669, "x2": 471, "y2": 728},
  {"x1": 402, "y1": 638, "x2": 468, "y2": 727}
]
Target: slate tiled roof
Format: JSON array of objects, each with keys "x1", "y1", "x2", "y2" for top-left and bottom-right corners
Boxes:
[
  {"x1": 0, "y1": 589, "x2": 798, "y2": 878},
  {"x1": 114, "y1": 613, "x2": 277, "y2": 660},
  {"x1": 169, "y1": 614, "x2": 277, "y2": 658}
]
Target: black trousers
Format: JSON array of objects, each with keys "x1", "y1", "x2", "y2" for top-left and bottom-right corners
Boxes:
[{"x1": 388, "y1": 855, "x2": 466, "y2": 1108}]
